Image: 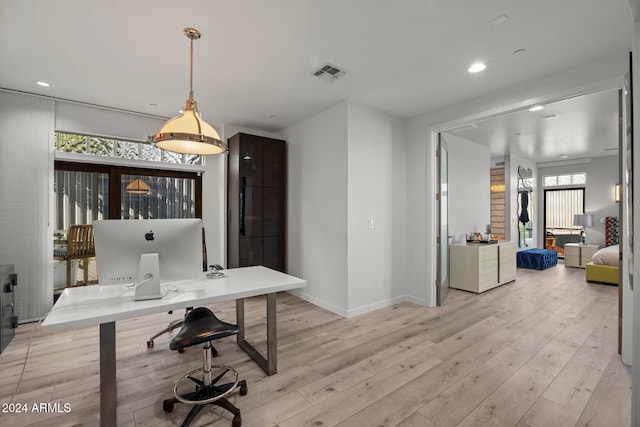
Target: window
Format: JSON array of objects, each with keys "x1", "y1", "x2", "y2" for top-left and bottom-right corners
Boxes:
[
  {"x1": 544, "y1": 187, "x2": 585, "y2": 256},
  {"x1": 54, "y1": 162, "x2": 202, "y2": 230},
  {"x1": 54, "y1": 168, "x2": 109, "y2": 230},
  {"x1": 55, "y1": 131, "x2": 203, "y2": 165},
  {"x1": 545, "y1": 189, "x2": 585, "y2": 230},
  {"x1": 543, "y1": 172, "x2": 586, "y2": 187},
  {"x1": 120, "y1": 173, "x2": 197, "y2": 219}
]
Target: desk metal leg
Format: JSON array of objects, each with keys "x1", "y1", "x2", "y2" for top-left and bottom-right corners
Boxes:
[
  {"x1": 100, "y1": 322, "x2": 117, "y2": 427},
  {"x1": 236, "y1": 293, "x2": 278, "y2": 375}
]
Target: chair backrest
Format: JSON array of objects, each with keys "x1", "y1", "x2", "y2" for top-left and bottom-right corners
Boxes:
[
  {"x1": 67, "y1": 224, "x2": 95, "y2": 258},
  {"x1": 202, "y1": 227, "x2": 207, "y2": 271}
]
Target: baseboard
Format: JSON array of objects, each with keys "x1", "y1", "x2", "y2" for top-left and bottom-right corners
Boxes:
[
  {"x1": 287, "y1": 290, "x2": 433, "y2": 318},
  {"x1": 287, "y1": 289, "x2": 349, "y2": 317}
]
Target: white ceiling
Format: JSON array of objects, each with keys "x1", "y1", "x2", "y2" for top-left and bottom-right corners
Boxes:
[
  {"x1": 444, "y1": 88, "x2": 622, "y2": 163},
  {"x1": 0, "y1": 0, "x2": 634, "y2": 162}
]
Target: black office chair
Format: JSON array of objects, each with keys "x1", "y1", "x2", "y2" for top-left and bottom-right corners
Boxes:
[
  {"x1": 146, "y1": 227, "x2": 223, "y2": 350},
  {"x1": 146, "y1": 262, "x2": 224, "y2": 350},
  {"x1": 162, "y1": 307, "x2": 248, "y2": 427}
]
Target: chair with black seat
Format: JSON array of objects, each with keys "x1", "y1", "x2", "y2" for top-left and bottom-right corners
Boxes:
[
  {"x1": 162, "y1": 307, "x2": 248, "y2": 427},
  {"x1": 146, "y1": 228, "x2": 222, "y2": 350}
]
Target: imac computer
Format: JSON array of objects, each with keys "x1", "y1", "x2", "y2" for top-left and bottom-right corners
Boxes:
[{"x1": 93, "y1": 218, "x2": 203, "y2": 300}]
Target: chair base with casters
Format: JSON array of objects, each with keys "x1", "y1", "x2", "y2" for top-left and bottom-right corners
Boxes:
[{"x1": 163, "y1": 307, "x2": 247, "y2": 427}]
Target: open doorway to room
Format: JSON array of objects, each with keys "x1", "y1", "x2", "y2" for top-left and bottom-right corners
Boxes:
[{"x1": 543, "y1": 186, "x2": 586, "y2": 257}]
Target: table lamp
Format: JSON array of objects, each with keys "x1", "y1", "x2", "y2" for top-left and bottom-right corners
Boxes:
[{"x1": 573, "y1": 213, "x2": 593, "y2": 245}]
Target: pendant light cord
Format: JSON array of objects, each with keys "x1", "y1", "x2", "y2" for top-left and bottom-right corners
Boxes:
[{"x1": 189, "y1": 37, "x2": 194, "y2": 101}]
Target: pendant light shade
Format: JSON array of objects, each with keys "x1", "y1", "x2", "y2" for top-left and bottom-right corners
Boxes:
[
  {"x1": 149, "y1": 28, "x2": 227, "y2": 155},
  {"x1": 126, "y1": 178, "x2": 151, "y2": 194}
]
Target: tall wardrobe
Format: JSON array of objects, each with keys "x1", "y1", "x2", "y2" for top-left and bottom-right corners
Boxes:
[{"x1": 227, "y1": 133, "x2": 286, "y2": 272}]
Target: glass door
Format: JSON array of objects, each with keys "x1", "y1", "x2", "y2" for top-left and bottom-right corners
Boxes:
[{"x1": 437, "y1": 134, "x2": 450, "y2": 305}]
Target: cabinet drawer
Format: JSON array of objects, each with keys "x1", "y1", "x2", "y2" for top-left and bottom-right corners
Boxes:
[
  {"x1": 478, "y1": 270, "x2": 497, "y2": 287},
  {"x1": 478, "y1": 247, "x2": 498, "y2": 262},
  {"x1": 478, "y1": 259, "x2": 497, "y2": 276},
  {"x1": 499, "y1": 263, "x2": 516, "y2": 282},
  {"x1": 565, "y1": 255, "x2": 580, "y2": 267},
  {"x1": 563, "y1": 246, "x2": 578, "y2": 257},
  {"x1": 582, "y1": 247, "x2": 598, "y2": 259}
]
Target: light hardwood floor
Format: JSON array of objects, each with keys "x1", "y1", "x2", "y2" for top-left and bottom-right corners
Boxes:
[{"x1": 0, "y1": 264, "x2": 631, "y2": 426}]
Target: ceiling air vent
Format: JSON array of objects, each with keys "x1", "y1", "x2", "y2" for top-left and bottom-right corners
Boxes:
[{"x1": 312, "y1": 63, "x2": 349, "y2": 82}]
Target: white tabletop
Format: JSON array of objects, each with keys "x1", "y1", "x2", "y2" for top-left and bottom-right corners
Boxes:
[{"x1": 43, "y1": 266, "x2": 306, "y2": 331}]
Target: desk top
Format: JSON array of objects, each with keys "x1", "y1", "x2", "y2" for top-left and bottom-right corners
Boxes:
[{"x1": 43, "y1": 266, "x2": 306, "y2": 331}]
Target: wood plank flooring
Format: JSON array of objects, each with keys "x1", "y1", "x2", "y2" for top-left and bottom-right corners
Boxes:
[{"x1": 0, "y1": 264, "x2": 631, "y2": 426}]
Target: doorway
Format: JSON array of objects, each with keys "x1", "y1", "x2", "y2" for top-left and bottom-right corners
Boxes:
[{"x1": 543, "y1": 188, "x2": 585, "y2": 257}]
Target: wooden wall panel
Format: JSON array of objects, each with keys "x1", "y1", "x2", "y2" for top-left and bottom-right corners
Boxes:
[{"x1": 490, "y1": 168, "x2": 505, "y2": 239}]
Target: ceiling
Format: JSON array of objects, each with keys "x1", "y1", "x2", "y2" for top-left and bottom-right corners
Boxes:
[
  {"x1": 444, "y1": 88, "x2": 622, "y2": 164},
  {"x1": 0, "y1": 0, "x2": 634, "y2": 163}
]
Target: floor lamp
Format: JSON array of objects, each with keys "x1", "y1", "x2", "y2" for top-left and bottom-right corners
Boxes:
[{"x1": 573, "y1": 213, "x2": 593, "y2": 245}]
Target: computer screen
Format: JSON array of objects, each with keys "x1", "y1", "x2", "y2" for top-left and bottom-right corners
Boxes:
[{"x1": 93, "y1": 218, "x2": 203, "y2": 290}]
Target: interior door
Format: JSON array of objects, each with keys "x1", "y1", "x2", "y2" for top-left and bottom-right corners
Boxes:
[{"x1": 437, "y1": 134, "x2": 450, "y2": 305}]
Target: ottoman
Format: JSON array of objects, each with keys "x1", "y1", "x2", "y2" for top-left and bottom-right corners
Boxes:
[{"x1": 517, "y1": 248, "x2": 558, "y2": 270}]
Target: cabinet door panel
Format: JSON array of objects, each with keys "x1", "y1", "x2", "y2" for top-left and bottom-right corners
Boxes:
[
  {"x1": 238, "y1": 135, "x2": 264, "y2": 186},
  {"x1": 263, "y1": 188, "x2": 284, "y2": 236},
  {"x1": 240, "y1": 186, "x2": 263, "y2": 237},
  {"x1": 239, "y1": 237, "x2": 263, "y2": 267},
  {"x1": 263, "y1": 236, "x2": 285, "y2": 272},
  {"x1": 263, "y1": 140, "x2": 285, "y2": 188}
]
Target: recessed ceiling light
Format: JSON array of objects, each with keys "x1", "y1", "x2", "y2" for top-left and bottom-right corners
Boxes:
[
  {"x1": 36, "y1": 81, "x2": 50, "y2": 87},
  {"x1": 468, "y1": 62, "x2": 487, "y2": 73},
  {"x1": 529, "y1": 105, "x2": 544, "y2": 112},
  {"x1": 544, "y1": 114, "x2": 557, "y2": 119},
  {"x1": 513, "y1": 48, "x2": 527, "y2": 55},
  {"x1": 561, "y1": 154, "x2": 568, "y2": 159},
  {"x1": 489, "y1": 14, "x2": 509, "y2": 27},
  {"x1": 149, "y1": 103, "x2": 158, "y2": 107}
]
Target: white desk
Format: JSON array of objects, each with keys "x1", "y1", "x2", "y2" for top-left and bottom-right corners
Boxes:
[{"x1": 42, "y1": 266, "x2": 306, "y2": 427}]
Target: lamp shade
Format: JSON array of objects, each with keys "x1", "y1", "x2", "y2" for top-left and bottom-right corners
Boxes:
[
  {"x1": 573, "y1": 213, "x2": 593, "y2": 227},
  {"x1": 148, "y1": 27, "x2": 227, "y2": 156},
  {"x1": 152, "y1": 106, "x2": 226, "y2": 155},
  {"x1": 126, "y1": 179, "x2": 151, "y2": 194}
]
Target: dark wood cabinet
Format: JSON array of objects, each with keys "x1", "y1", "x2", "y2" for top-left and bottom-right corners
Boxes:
[
  {"x1": 0, "y1": 265, "x2": 16, "y2": 354},
  {"x1": 228, "y1": 133, "x2": 285, "y2": 272}
]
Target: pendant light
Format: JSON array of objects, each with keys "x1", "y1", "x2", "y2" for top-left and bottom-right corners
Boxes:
[
  {"x1": 126, "y1": 178, "x2": 151, "y2": 195},
  {"x1": 149, "y1": 28, "x2": 227, "y2": 155}
]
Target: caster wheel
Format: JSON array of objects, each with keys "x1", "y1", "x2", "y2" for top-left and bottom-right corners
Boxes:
[
  {"x1": 232, "y1": 415, "x2": 242, "y2": 427},
  {"x1": 178, "y1": 348, "x2": 185, "y2": 353},
  {"x1": 162, "y1": 399, "x2": 174, "y2": 413},
  {"x1": 146, "y1": 340, "x2": 154, "y2": 349},
  {"x1": 239, "y1": 384, "x2": 248, "y2": 396}
]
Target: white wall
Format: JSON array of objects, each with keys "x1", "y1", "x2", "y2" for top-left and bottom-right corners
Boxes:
[
  {"x1": 283, "y1": 101, "x2": 407, "y2": 317},
  {"x1": 442, "y1": 133, "x2": 490, "y2": 243},
  {"x1": 346, "y1": 103, "x2": 406, "y2": 316},
  {"x1": 0, "y1": 91, "x2": 54, "y2": 321},
  {"x1": 283, "y1": 102, "x2": 349, "y2": 315},
  {"x1": 55, "y1": 102, "x2": 166, "y2": 141},
  {"x1": 537, "y1": 156, "x2": 619, "y2": 248}
]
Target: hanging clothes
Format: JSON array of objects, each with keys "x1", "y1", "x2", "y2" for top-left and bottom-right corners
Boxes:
[{"x1": 519, "y1": 191, "x2": 530, "y2": 224}]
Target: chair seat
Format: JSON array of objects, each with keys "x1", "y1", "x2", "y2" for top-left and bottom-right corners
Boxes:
[{"x1": 170, "y1": 307, "x2": 240, "y2": 351}]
